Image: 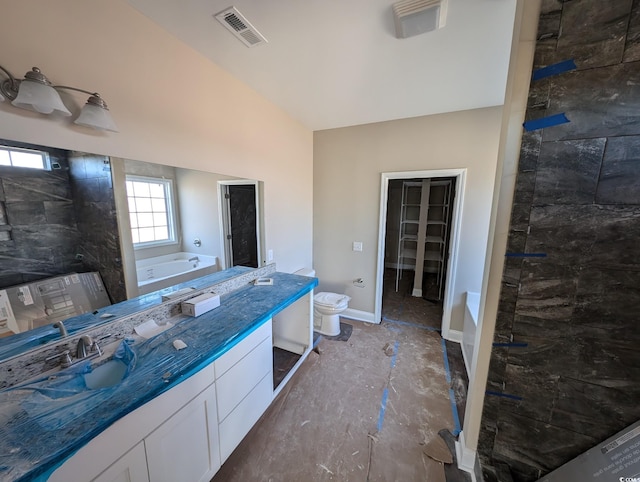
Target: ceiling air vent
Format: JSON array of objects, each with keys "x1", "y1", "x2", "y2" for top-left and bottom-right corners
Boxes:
[
  {"x1": 392, "y1": 0, "x2": 448, "y2": 39},
  {"x1": 214, "y1": 7, "x2": 267, "y2": 48}
]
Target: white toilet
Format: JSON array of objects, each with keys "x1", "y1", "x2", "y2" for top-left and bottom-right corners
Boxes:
[{"x1": 294, "y1": 269, "x2": 351, "y2": 336}]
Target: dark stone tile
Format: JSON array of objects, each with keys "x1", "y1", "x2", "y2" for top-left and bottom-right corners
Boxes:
[
  {"x1": 509, "y1": 203, "x2": 531, "y2": 232},
  {"x1": 43, "y1": 201, "x2": 76, "y2": 225},
  {"x1": 481, "y1": 382, "x2": 504, "y2": 433},
  {"x1": 544, "y1": 62, "x2": 640, "y2": 141},
  {"x1": 488, "y1": 348, "x2": 509, "y2": 385},
  {"x1": 623, "y1": 0, "x2": 640, "y2": 62},
  {"x1": 533, "y1": 139, "x2": 605, "y2": 205},
  {"x1": 11, "y1": 224, "x2": 81, "y2": 248},
  {"x1": 576, "y1": 339, "x2": 640, "y2": 388},
  {"x1": 68, "y1": 156, "x2": 87, "y2": 179},
  {"x1": 493, "y1": 411, "x2": 597, "y2": 478},
  {"x1": 596, "y1": 135, "x2": 640, "y2": 204},
  {"x1": 550, "y1": 377, "x2": 640, "y2": 441},
  {"x1": 527, "y1": 79, "x2": 550, "y2": 111},
  {"x1": 506, "y1": 231, "x2": 527, "y2": 254},
  {"x1": 555, "y1": 0, "x2": 633, "y2": 69},
  {"x1": 513, "y1": 171, "x2": 536, "y2": 205},
  {"x1": 495, "y1": 311, "x2": 514, "y2": 339},
  {"x1": 515, "y1": 261, "x2": 577, "y2": 322},
  {"x1": 5, "y1": 202, "x2": 46, "y2": 225},
  {"x1": 573, "y1": 268, "x2": 640, "y2": 346},
  {"x1": 505, "y1": 334, "x2": 583, "y2": 381},
  {"x1": 499, "y1": 363, "x2": 560, "y2": 424},
  {"x1": 534, "y1": 4, "x2": 562, "y2": 68},
  {"x1": 498, "y1": 282, "x2": 519, "y2": 313},
  {"x1": 540, "y1": 0, "x2": 563, "y2": 15},
  {"x1": 526, "y1": 205, "x2": 640, "y2": 269},
  {"x1": 512, "y1": 314, "x2": 570, "y2": 339},
  {"x1": 1, "y1": 173, "x2": 72, "y2": 202},
  {"x1": 519, "y1": 129, "x2": 542, "y2": 173}
]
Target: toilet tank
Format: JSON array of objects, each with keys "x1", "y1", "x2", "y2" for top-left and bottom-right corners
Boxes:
[{"x1": 294, "y1": 268, "x2": 315, "y2": 277}]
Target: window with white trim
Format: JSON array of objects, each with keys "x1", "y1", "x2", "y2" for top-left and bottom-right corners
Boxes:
[
  {"x1": 0, "y1": 145, "x2": 50, "y2": 170},
  {"x1": 125, "y1": 176, "x2": 177, "y2": 248}
]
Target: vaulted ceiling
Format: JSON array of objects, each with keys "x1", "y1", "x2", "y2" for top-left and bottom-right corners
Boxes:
[{"x1": 128, "y1": 0, "x2": 518, "y2": 131}]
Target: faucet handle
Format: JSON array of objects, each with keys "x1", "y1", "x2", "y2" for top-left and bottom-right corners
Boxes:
[{"x1": 45, "y1": 350, "x2": 72, "y2": 368}]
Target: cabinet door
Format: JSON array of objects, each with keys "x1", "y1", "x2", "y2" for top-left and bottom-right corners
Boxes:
[
  {"x1": 145, "y1": 383, "x2": 220, "y2": 482},
  {"x1": 93, "y1": 442, "x2": 149, "y2": 482},
  {"x1": 219, "y1": 373, "x2": 273, "y2": 463}
]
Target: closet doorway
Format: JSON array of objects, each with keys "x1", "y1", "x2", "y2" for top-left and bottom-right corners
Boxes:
[{"x1": 375, "y1": 170, "x2": 465, "y2": 338}]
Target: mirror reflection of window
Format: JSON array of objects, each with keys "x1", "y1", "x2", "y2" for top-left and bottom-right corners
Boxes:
[
  {"x1": 125, "y1": 175, "x2": 177, "y2": 248},
  {"x1": 0, "y1": 145, "x2": 50, "y2": 170}
]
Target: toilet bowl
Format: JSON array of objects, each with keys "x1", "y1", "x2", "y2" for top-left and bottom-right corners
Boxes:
[
  {"x1": 294, "y1": 268, "x2": 350, "y2": 337},
  {"x1": 313, "y1": 292, "x2": 350, "y2": 336}
]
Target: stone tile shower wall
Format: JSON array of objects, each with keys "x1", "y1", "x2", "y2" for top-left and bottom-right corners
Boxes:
[
  {"x1": 68, "y1": 152, "x2": 126, "y2": 303},
  {"x1": 479, "y1": 1, "x2": 640, "y2": 481},
  {"x1": 0, "y1": 140, "x2": 125, "y2": 304}
]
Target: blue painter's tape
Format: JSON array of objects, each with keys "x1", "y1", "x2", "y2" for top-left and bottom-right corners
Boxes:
[
  {"x1": 493, "y1": 342, "x2": 529, "y2": 348},
  {"x1": 532, "y1": 59, "x2": 577, "y2": 81},
  {"x1": 377, "y1": 387, "x2": 389, "y2": 432},
  {"x1": 523, "y1": 113, "x2": 570, "y2": 132},
  {"x1": 383, "y1": 317, "x2": 441, "y2": 332},
  {"x1": 485, "y1": 390, "x2": 523, "y2": 401},
  {"x1": 505, "y1": 252, "x2": 547, "y2": 258},
  {"x1": 449, "y1": 388, "x2": 462, "y2": 436},
  {"x1": 312, "y1": 335, "x2": 322, "y2": 350},
  {"x1": 390, "y1": 340, "x2": 399, "y2": 369},
  {"x1": 441, "y1": 338, "x2": 462, "y2": 436}
]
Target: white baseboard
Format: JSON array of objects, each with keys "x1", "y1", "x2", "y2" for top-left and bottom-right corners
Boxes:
[
  {"x1": 443, "y1": 328, "x2": 463, "y2": 343},
  {"x1": 455, "y1": 430, "x2": 478, "y2": 482},
  {"x1": 341, "y1": 308, "x2": 377, "y2": 324}
]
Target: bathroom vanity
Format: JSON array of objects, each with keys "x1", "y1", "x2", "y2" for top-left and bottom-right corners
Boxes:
[{"x1": 0, "y1": 268, "x2": 317, "y2": 482}]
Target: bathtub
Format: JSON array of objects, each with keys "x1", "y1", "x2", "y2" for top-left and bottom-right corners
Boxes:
[
  {"x1": 462, "y1": 291, "x2": 480, "y2": 379},
  {"x1": 136, "y1": 253, "x2": 218, "y2": 295}
]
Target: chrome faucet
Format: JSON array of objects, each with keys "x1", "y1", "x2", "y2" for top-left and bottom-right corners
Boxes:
[
  {"x1": 53, "y1": 320, "x2": 68, "y2": 337},
  {"x1": 188, "y1": 256, "x2": 200, "y2": 265},
  {"x1": 76, "y1": 335, "x2": 102, "y2": 359}
]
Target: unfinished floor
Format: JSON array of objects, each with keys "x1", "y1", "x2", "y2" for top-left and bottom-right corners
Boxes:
[{"x1": 212, "y1": 270, "x2": 468, "y2": 481}]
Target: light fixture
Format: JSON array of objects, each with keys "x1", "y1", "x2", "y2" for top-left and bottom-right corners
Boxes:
[{"x1": 0, "y1": 64, "x2": 118, "y2": 132}]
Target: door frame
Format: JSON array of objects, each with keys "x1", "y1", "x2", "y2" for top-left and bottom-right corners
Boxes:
[
  {"x1": 217, "y1": 179, "x2": 262, "y2": 270},
  {"x1": 375, "y1": 169, "x2": 466, "y2": 340}
]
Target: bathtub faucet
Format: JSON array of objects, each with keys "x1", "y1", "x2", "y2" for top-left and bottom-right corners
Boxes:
[{"x1": 189, "y1": 256, "x2": 200, "y2": 265}]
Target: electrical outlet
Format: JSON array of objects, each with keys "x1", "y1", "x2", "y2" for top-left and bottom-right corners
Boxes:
[{"x1": 352, "y1": 241, "x2": 363, "y2": 252}]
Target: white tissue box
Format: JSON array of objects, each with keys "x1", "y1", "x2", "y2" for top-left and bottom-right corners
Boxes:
[{"x1": 181, "y1": 292, "x2": 220, "y2": 317}]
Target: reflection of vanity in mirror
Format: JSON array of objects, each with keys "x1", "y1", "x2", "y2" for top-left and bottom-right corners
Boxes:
[{"x1": 0, "y1": 137, "x2": 265, "y2": 361}]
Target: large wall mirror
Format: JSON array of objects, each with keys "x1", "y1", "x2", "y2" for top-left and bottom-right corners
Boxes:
[{"x1": 0, "y1": 138, "x2": 264, "y2": 358}]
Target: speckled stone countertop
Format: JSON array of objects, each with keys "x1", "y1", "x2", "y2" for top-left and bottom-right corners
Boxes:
[
  {"x1": 0, "y1": 271, "x2": 317, "y2": 482},
  {"x1": 0, "y1": 266, "x2": 255, "y2": 361}
]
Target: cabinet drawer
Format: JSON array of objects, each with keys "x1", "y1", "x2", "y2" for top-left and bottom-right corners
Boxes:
[
  {"x1": 218, "y1": 373, "x2": 273, "y2": 463},
  {"x1": 216, "y1": 336, "x2": 273, "y2": 422},
  {"x1": 215, "y1": 320, "x2": 271, "y2": 377}
]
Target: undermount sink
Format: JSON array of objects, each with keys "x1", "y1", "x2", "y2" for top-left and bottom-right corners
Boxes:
[{"x1": 84, "y1": 359, "x2": 128, "y2": 390}]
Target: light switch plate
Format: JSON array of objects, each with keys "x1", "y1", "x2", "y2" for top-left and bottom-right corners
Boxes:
[{"x1": 353, "y1": 241, "x2": 363, "y2": 252}]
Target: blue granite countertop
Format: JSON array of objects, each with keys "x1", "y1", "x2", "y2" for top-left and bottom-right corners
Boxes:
[
  {"x1": 0, "y1": 271, "x2": 317, "y2": 482},
  {"x1": 0, "y1": 266, "x2": 255, "y2": 361}
]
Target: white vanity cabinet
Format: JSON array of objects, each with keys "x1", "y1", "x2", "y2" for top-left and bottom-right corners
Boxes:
[
  {"x1": 49, "y1": 320, "x2": 273, "y2": 482},
  {"x1": 145, "y1": 383, "x2": 220, "y2": 482},
  {"x1": 49, "y1": 364, "x2": 219, "y2": 482},
  {"x1": 215, "y1": 320, "x2": 273, "y2": 462},
  {"x1": 92, "y1": 442, "x2": 149, "y2": 482}
]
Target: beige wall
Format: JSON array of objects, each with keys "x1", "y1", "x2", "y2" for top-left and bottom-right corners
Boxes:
[
  {"x1": 0, "y1": 0, "x2": 313, "y2": 275},
  {"x1": 313, "y1": 107, "x2": 503, "y2": 331}
]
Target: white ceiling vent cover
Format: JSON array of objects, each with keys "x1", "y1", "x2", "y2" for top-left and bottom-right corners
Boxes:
[
  {"x1": 392, "y1": 0, "x2": 448, "y2": 39},
  {"x1": 214, "y1": 7, "x2": 267, "y2": 48}
]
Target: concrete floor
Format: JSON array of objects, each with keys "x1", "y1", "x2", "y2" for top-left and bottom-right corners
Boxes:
[{"x1": 212, "y1": 270, "x2": 469, "y2": 481}]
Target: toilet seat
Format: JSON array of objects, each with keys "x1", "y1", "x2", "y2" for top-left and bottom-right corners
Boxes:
[{"x1": 314, "y1": 292, "x2": 350, "y2": 310}]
